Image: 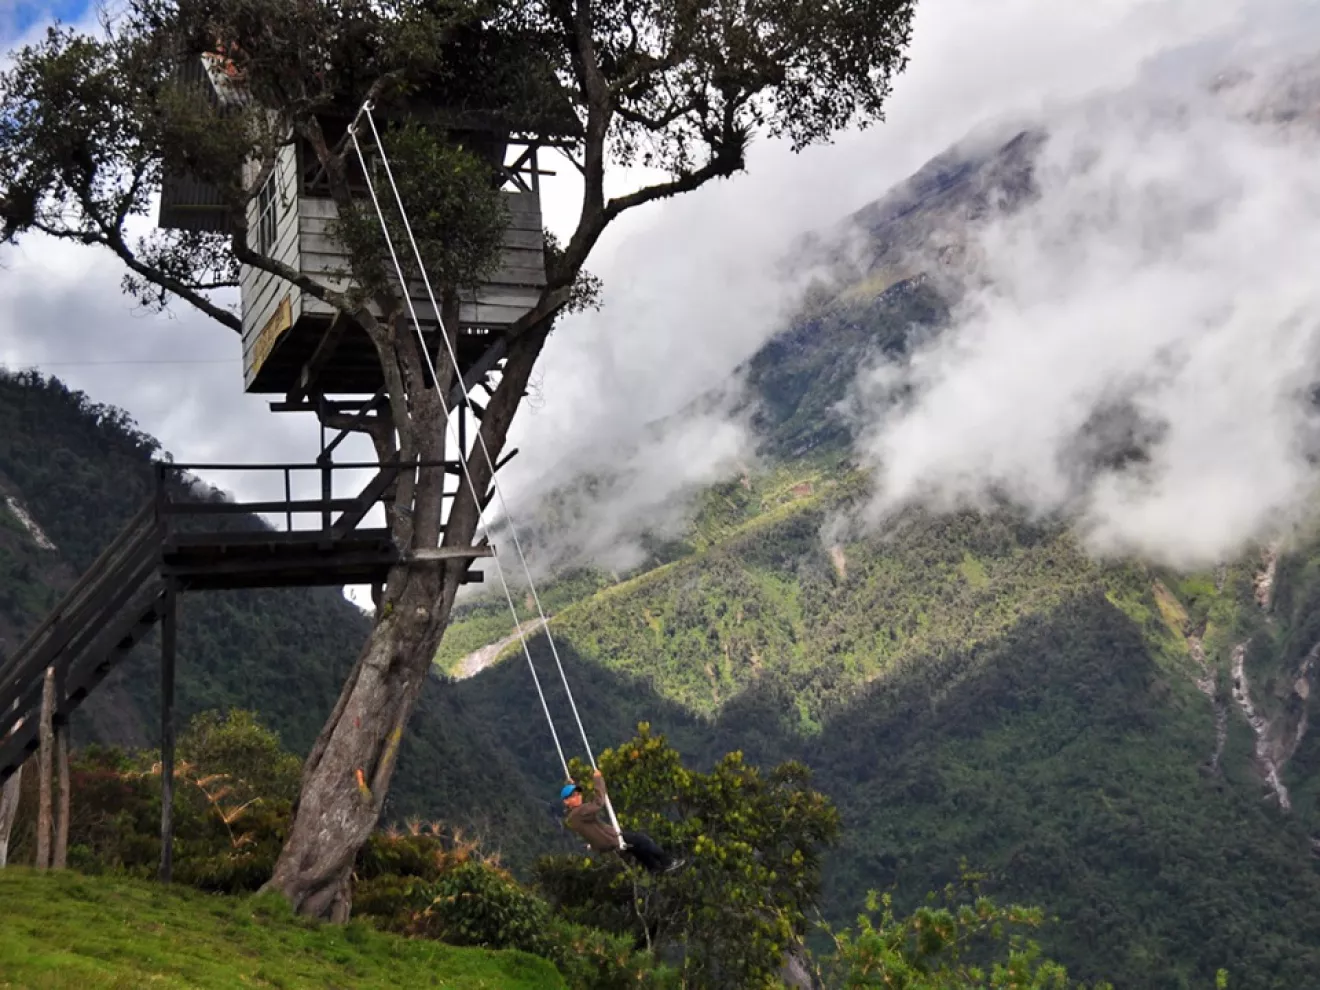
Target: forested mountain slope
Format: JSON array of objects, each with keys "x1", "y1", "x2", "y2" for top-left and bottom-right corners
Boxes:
[{"x1": 432, "y1": 59, "x2": 1320, "y2": 988}]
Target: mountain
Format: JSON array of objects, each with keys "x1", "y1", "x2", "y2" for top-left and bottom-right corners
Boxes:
[
  {"x1": 430, "y1": 54, "x2": 1320, "y2": 989},
  {"x1": 5, "y1": 48, "x2": 1320, "y2": 990}
]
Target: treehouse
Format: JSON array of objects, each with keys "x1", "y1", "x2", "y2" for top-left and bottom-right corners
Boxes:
[{"x1": 157, "y1": 35, "x2": 580, "y2": 398}]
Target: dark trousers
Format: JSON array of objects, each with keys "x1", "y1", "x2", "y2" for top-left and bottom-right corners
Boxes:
[{"x1": 620, "y1": 830, "x2": 670, "y2": 873}]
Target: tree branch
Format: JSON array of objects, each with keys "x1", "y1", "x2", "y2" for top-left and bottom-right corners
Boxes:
[
  {"x1": 554, "y1": 150, "x2": 741, "y2": 287},
  {"x1": 229, "y1": 231, "x2": 357, "y2": 313},
  {"x1": 85, "y1": 224, "x2": 244, "y2": 333}
]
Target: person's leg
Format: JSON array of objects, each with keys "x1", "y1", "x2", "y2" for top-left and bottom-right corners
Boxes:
[{"x1": 620, "y1": 830, "x2": 670, "y2": 873}]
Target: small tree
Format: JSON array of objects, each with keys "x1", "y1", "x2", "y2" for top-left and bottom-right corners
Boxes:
[
  {"x1": 0, "y1": 0, "x2": 916, "y2": 917},
  {"x1": 534, "y1": 724, "x2": 840, "y2": 988},
  {"x1": 817, "y1": 875, "x2": 1114, "y2": 990}
]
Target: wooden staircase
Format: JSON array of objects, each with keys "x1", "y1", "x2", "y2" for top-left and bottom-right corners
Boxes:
[{"x1": 0, "y1": 459, "x2": 489, "y2": 787}]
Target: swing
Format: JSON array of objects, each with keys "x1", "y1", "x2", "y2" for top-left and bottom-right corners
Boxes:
[{"x1": 347, "y1": 101, "x2": 627, "y2": 848}]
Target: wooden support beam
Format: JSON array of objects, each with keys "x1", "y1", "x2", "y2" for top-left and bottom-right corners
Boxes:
[
  {"x1": 159, "y1": 582, "x2": 177, "y2": 884},
  {"x1": 36, "y1": 667, "x2": 54, "y2": 870},
  {"x1": 404, "y1": 546, "x2": 496, "y2": 562},
  {"x1": 54, "y1": 720, "x2": 68, "y2": 870},
  {"x1": 286, "y1": 312, "x2": 348, "y2": 405},
  {"x1": 268, "y1": 397, "x2": 381, "y2": 414},
  {"x1": 162, "y1": 498, "x2": 363, "y2": 517},
  {"x1": 331, "y1": 464, "x2": 402, "y2": 539},
  {"x1": 0, "y1": 731, "x2": 20, "y2": 865},
  {"x1": 446, "y1": 338, "x2": 508, "y2": 408},
  {"x1": 317, "y1": 391, "x2": 388, "y2": 464}
]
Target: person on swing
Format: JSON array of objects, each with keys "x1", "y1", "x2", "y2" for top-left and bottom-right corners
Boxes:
[{"x1": 561, "y1": 769, "x2": 684, "y2": 874}]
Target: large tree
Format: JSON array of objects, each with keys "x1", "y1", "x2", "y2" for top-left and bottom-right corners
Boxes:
[{"x1": 0, "y1": 0, "x2": 916, "y2": 918}]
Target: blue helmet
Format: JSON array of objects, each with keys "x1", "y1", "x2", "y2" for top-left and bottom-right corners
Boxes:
[{"x1": 559, "y1": 782, "x2": 580, "y2": 800}]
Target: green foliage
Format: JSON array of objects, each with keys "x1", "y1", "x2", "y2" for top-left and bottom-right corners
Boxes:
[
  {"x1": 506, "y1": 0, "x2": 917, "y2": 172},
  {"x1": 534, "y1": 725, "x2": 839, "y2": 989},
  {"x1": 178, "y1": 708, "x2": 303, "y2": 805},
  {"x1": 0, "y1": 868, "x2": 565, "y2": 989},
  {"x1": 547, "y1": 496, "x2": 1108, "y2": 722},
  {"x1": 818, "y1": 876, "x2": 1112, "y2": 989},
  {"x1": 415, "y1": 860, "x2": 554, "y2": 948},
  {"x1": 332, "y1": 118, "x2": 508, "y2": 298},
  {"x1": 8, "y1": 710, "x2": 296, "y2": 893},
  {"x1": 354, "y1": 828, "x2": 673, "y2": 988}
]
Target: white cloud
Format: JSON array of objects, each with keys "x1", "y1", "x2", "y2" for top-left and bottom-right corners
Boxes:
[
  {"x1": 6, "y1": 0, "x2": 1307, "y2": 581},
  {"x1": 852, "y1": 34, "x2": 1320, "y2": 570}
]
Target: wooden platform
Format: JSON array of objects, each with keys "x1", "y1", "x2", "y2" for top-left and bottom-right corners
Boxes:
[
  {"x1": 242, "y1": 310, "x2": 496, "y2": 395},
  {"x1": 0, "y1": 460, "x2": 491, "y2": 805}
]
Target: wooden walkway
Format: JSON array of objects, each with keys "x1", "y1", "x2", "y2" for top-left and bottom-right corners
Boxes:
[{"x1": 0, "y1": 459, "x2": 489, "y2": 879}]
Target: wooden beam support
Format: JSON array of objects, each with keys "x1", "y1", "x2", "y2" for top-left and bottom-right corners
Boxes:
[
  {"x1": 36, "y1": 667, "x2": 53, "y2": 870},
  {"x1": 268, "y1": 397, "x2": 381, "y2": 414},
  {"x1": 330, "y1": 464, "x2": 403, "y2": 539},
  {"x1": 286, "y1": 312, "x2": 348, "y2": 406},
  {"x1": 54, "y1": 718, "x2": 68, "y2": 869},
  {"x1": 446, "y1": 337, "x2": 508, "y2": 408},
  {"x1": 159, "y1": 581, "x2": 177, "y2": 884},
  {"x1": 316, "y1": 390, "x2": 389, "y2": 464},
  {"x1": 404, "y1": 546, "x2": 496, "y2": 562}
]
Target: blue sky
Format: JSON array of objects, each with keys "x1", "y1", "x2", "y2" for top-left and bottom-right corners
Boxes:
[{"x1": 2, "y1": 1, "x2": 95, "y2": 44}]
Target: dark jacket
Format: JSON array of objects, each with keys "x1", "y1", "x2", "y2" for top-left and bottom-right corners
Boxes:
[{"x1": 564, "y1": 777, "x2": 622, "y2": 852}]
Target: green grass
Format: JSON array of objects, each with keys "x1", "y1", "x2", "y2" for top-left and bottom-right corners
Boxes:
[{"x1": 0, "y1": 869, "x2": 564, "y2": 990}]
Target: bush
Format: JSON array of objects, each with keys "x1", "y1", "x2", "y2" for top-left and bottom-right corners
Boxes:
[
  {"x1": 411, "y1": 860, "x2": 555, "y2": 950},
  {"x1": 543, "y1": 919, "x2": 678, "y2": 990},
  {"x1": 354, "y1": 845, "x2": 674, "y2": 989}
]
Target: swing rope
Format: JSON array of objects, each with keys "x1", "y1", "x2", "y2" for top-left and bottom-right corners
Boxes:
[{"x1": 348, "y1": 101, "x2": 626, "y2": 845}]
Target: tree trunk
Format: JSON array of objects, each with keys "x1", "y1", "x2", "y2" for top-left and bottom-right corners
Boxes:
[
  {"x1": 54, "y1": 724, "x2": 69, "y2": 869},
  {"x1": 0, "y1": 761, "x2": 21, "y2": 868},
  {"x1": 262, "y1": 560, "x2": 462, "y2": 917},
  {"x1": 264, "y1": 325, "x2": 547, "y2": 919},
  {"x1": 35, "y1": 666, "x2": 54, "y2": 870}
]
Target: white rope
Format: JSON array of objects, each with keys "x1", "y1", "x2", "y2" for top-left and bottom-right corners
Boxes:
[
  {"x1": 344, "y1": 117, "x2": 569, "y2": 783},
  {"x1": 354, "y1": 101, "x2": 626, "y2": 846}
]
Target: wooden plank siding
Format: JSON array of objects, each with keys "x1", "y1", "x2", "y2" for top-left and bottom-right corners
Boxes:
[
  {"x1": 294, "y1": 189, "x2": 546, "y2": 328},
  {"x1": 157, "y1": 56, "x2": 247, "y2": 232},
  {"x1": 238, "y1": 181, "x2": 546, "y2": 390},
  {"x1": 239, "y1": 141, "x2": 303, "y2": 388}
]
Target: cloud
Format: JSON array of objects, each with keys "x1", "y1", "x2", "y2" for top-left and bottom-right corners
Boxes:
[
  {"x1": 491, "y1": 0, "x2": 1263, "y2": 571},
  {"x1": 850, "y1": 26, "x2": 1320, "y2": 570},
  {"x1": 2, "y1": 0, "x2": 1296, "y2": 587}
]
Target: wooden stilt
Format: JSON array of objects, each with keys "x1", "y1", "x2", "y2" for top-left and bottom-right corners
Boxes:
[
  {"x1": 54, "y1": 721, "x2": 69, "y2": 869},
  {"x1": 159, "y1": 582, "x2": 177, "y2": 883},
  {"x1": 36, "y1": 667, "x2": 54, "y2": 869}
]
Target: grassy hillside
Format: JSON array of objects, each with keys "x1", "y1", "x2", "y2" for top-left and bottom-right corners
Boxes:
[{"x1": 0, "y1": 869, "x2": 562, "y2": 989}]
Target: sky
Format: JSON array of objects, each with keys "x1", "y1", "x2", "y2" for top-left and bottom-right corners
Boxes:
[{"x1": 1, "y1": 0, "x2": 1316, "y2": 601}]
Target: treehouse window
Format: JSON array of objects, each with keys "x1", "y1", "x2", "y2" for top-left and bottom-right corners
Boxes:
[{"x1": 255, "y1": 170, "x2": 279, "y2": 255}]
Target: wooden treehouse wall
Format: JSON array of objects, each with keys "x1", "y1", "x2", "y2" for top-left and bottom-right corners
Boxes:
[
  {"x1": 240, "y1": 142, "x2": 304, "y2": 389},
  {"x1": 295, "y1": 190, "x2": 546, "y2": 326}
]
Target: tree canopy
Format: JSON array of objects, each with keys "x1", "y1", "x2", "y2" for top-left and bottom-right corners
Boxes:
[{"x1": 0, "y1": 0, "x2": 917, "y2": 332}]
